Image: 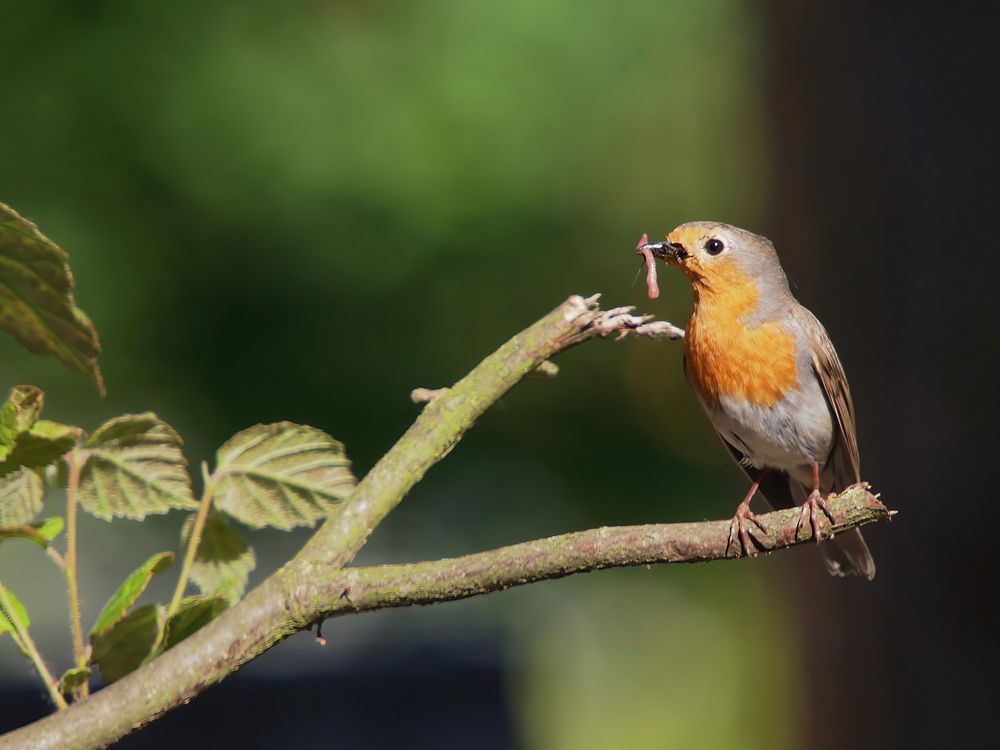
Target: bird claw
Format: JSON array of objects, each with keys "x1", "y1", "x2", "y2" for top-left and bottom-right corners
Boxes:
[
  {"x1": 796, "y1": 489, "x2": 836, "y2": 542},
  {"x1": 727, "y1": 505, "x2": 766, "y2": 558}
]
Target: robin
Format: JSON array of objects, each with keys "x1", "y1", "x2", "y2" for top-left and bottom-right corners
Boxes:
[{"x1": 641, "y1": 221, "x2": 875, "y2": 579}]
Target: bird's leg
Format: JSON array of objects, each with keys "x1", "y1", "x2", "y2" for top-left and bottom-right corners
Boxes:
[
  {"x1": 796, "y1": 463, "x2": 836, "y2": 542},
  {"x1": 727, "y1": 470, "x2": 768, "y2": 558}
]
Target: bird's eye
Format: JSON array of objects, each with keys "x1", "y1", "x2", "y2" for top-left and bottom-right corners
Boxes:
[{"x1": 705, "y1": 238, "x2": 725, "y2": 255}]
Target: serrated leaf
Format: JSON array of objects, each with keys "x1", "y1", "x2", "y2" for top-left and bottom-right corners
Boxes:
[
  {"x1": 213, "y1": 422, "x2": 356, "y2": 530},
  {"x1": 78, "y1": 413, "x2": 196, "y2": 521},
  {"x1": 163, "y1": 595, "x2": 228, "y2": 650},
  {"x1": 58, "y1": 666, "x2": 91, "y2": 696},
  {"x1": 181, "y1": 510, "x2": 255, "y2": 604},
  {"x1": 0, "y1": 203, "x2": 104, "y2": 392},
  {"x1": 1, "y1": 420, "x2": 79, "y2": 471},
  {"x1": 0, "y1": 386, "x2": 45, "y2": 460},
  {"x1": 90, "y1": 551, "x2": 175, "y2": 638},
  {"x1": 0, "y1": 386, "x2": 76, "y2": 494},
  {"x1": 0, "y1": 385, "x2": 59, "y2": 525},
  {"x1": 0, "y1": 516, "x2": 63, "y2": 547},
  {"x1": 90, "y1": 604, "x2": 163, "y2": 683},
  {"x1": 27, "y1": 419, "x2": 78, "y2": 444},
  {"x1": 0, "y1": 467, "x2": 44, "y2": 525},
  {"x1": 0, "y1": 583, "x2": 30, "y2": 637}
]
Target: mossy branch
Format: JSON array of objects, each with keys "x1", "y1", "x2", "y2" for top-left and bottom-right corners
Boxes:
[
  {"x1": 0, "y1": 295, "x2": 884, "y2": 750},
  {"x1": 301, "y1": 485, "x2": 887, "y2": 616}
]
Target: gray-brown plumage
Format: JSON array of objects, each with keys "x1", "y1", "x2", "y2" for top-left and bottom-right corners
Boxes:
[{"x1": 643, "y1": 221, "x2": 875, "y2": 579}]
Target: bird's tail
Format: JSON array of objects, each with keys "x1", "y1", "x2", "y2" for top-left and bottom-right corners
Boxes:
[
  {"x1": 821, "y1": 527, "x2": 876, "y2": 580},
  {"x1": 785, "y1": 479, "x2": 876, "y2": 580}
]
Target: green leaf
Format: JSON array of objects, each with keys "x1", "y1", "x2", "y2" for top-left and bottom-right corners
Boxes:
[
  {"x1": 181, "y1": 510, "x2": 255, "y2": 604},
  {"x1": 0, "y1": 381, "x2": 76, "y2": 468},
  {"x1": 0, "y1": 388, "x2": 76, "y2": 525},
  {"x1": 0, "y1": 583, "x2": 30, "y2": 637},
  {"x1": 58, "y1": 666, "x2": 91, "y2": 696},
  {"x1": 163, "y1": 595, "x2": 228, "y2": 650},
  {"x1": 213, "y1": 422, "x2": 356, "y2": 530},
  {"x1": 90, "y1": 551, "x2": 175, "y2": 638},
  {"x1": 90, "y1": 604, "x2": 164, "y2": 683},
  {"x1": 78, "y1": 413, "x2": 197, "y2": 521},
  {"x1": 34, "y1": 515, "x2": 64, "y2": 541},
  {"x1": 0, "y1": 516, "x2": 63, "y2": 547},
  {"x1": 0, "y1": 202, "x2": 104, "y2": 393},
  {"x1": 1, "y1": 420, "x2": 79, "y2": 470},
  {"x1": 0, "y1": 385, "x2": 45, "y2": 459},
  {"x1": 0, "y1": 467, "x2": 45, "y2": 525}
]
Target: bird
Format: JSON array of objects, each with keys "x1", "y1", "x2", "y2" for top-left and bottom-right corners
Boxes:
[{"x1": 641, "y1": 221, "x2": 875, "y2": 579}]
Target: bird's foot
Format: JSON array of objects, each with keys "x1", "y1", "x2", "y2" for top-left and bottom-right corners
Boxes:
[
  {"x1": 727, "y1": 503, "x2": 767, "y2": 558},
  {"x1": 796, "y1": 489, "x2": 836, "y2": 543}
]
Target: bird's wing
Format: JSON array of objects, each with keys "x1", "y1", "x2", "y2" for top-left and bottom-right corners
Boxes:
[{"x1": 793, "y1": 307, "x2": 861, "y2": 486}]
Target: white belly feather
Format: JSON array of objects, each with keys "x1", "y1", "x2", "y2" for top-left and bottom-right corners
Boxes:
[{"x1": 701, "y1": 372, "x2": 834, "y2": 484}]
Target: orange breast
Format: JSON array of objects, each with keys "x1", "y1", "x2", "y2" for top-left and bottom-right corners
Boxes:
[{"x1": 683, "y1": 266, "x2": 798, "y2": 407}]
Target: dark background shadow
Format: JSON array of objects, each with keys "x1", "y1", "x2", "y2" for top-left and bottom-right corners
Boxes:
[{"x1": 761, "y1": 3, "x2": 994, "y2": 747}]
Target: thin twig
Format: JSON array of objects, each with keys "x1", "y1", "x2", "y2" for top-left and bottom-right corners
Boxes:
[
  {"x1": 45, "y1": 546, "x2": 66, "y2": 573},
  {"x1": 0, "y1": 581, "x2": 68, "y2": 711},
  {"x1": 409, "y1": 387, "x2": 448, "y2": 404},
  {"x1": 527, "y1": 359, "x2": 560, "y2": 378},
  {"x1": 414, "y1": 360, "x2": 566, "y2": 403},
  {"x1": 166, "y1": 462, "x2": 215, "y2": 623},
  {"x1": 63, "y1": 450, "x2": 88, "y2": 701}
]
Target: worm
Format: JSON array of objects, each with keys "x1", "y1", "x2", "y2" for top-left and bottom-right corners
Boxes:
[{"x1": 635, "y1": 232, "x2": 659, "y2": 299}]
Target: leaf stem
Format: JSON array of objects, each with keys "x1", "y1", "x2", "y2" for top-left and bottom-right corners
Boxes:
[
  {"x1": 0, "y1": 582, "x2": 68, "y2": 711},
  {"x1": 46, "y1": 546, "x2": 66, "y2": 573},
  {"x1": 167, "y1": 462, "x2": 215, "y2": 621},
  {"x1": 64, "y1": 450, "x2": 89, "y2": 700}
]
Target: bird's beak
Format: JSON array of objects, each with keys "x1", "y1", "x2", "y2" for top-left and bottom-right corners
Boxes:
[{"x1": 642, "y1": 241, "x2": 687, "y2": 263}]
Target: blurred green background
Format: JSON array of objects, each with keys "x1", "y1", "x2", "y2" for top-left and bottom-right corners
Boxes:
[{"x1": 1, "y1": 1, "x2": 991, "y2": 748}]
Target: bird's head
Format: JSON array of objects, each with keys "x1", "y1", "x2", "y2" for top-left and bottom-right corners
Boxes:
[{"x1": 643, "y1": 221, "x2": 790, "y2": 303}]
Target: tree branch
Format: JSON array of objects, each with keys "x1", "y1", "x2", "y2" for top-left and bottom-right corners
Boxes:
[
  {"x1": 0, "y1": 296, "x2": 885, "y2": 750},
  {"x1": 301, "y1": 484, "x2": 887, "y2": 618},
  {"x1": 292, "y1": 295, "x2": 683, "y2": 573}
]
